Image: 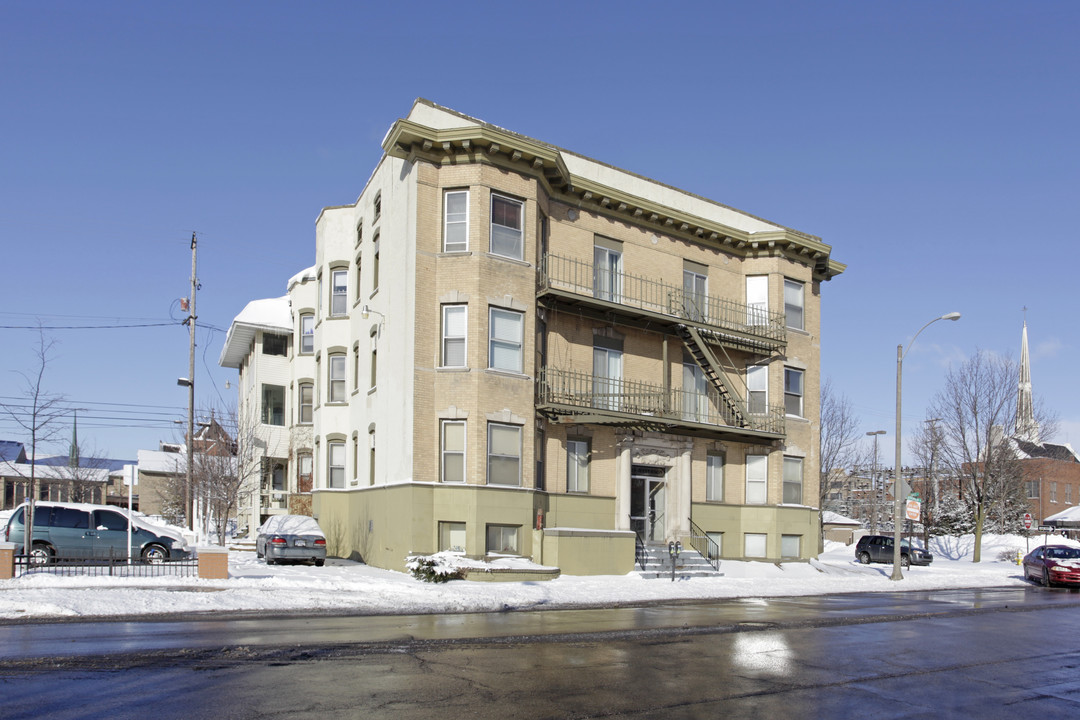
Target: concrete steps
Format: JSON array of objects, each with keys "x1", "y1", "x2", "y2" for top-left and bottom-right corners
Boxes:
[{"x1": 636, "y1": 543, "x2": 723, "y2": 580}]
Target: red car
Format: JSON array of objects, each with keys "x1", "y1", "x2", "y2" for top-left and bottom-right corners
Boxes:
[{"x1": 1022, "y1": 544, "x2": 1080, "y2": 587}]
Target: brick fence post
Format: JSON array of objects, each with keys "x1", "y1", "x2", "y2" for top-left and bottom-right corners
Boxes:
[
  {"x1": 197, "y1": 546, "x2": 229, "y2": 580},
  {"x1": 0, "y1": 542, "x2": 15, "y2": 580}
]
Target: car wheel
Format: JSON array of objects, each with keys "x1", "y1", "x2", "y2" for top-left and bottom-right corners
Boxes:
[
  {"x1": 315, "y1": 559, "x2": 325, "y2": 567},
  {"x1": 901, "y1": 554, "x2": 911, "y2": 569},
  {"x1": 30, "y1": 542, "x2": 54, "y2": 566},
  {"x1": 265, "y1": 557, "x2": 276, "y2": 566},
  {"x1": 1043, "y1": 567, "x2": 1052, "y2": 588},
  {"x1": 858, "y1": 552, "x2": 871, "y2": 565},
  {"x1": 256, "y1": 546, "x2": 263, "y2": 559},
  {"x1": 141, "y1": 544, "x2": 168, "y2": 564}
]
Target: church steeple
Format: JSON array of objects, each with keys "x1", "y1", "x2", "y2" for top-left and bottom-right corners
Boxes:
[{"x1": 1016, "y1": 319, "x2": 1040, "y2": 443}]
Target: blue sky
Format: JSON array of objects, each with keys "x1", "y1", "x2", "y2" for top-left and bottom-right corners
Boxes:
[{"x1": 2, "y1": 1, "x2": 1078, "y2": 465}]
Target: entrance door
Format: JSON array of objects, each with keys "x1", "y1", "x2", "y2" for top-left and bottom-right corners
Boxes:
[{"x1": 629, "y1": 466, "x2": 666, "y2": 542}]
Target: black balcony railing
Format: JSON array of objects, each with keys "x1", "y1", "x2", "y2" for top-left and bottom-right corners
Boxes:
[
  {"x1": 539, "y1": 253, "x2": 786, "y2": 346},
  {"x1": 537, "y1": 367, "x2": 785, "y2": 437}
]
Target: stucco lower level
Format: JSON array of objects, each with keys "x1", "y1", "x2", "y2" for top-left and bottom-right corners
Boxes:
[{"x1": 313, "y1": 484, "x2": 820, "y2": 575}]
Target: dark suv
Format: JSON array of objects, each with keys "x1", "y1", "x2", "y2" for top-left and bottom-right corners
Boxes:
[{"x1": 855, "y1": 534, "x2": 933, "y2": 567}]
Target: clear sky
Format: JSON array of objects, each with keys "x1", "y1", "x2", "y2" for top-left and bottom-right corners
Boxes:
[{"x1": 2, "y1": 1, "x2": 1078, "y2": 465}]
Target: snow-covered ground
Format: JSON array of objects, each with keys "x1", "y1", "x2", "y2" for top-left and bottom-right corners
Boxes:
[{"x1": 0, "y1": 534, "x2": 1069, "y2": 621}]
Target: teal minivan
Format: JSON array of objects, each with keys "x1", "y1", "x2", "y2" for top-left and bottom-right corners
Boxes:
[{"x1": 4, "y1": 501, "x2": 192, "y2": 564}]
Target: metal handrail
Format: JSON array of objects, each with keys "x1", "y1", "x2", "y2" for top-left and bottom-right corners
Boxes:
[
  {"x1": 688, "y1": 518, "x2": 720, "y2": 571},
  {"x1": 539, "y1": 253, "x2": 787, "y2": 345},
  {"x1": 633, "y1": 526, "x2": 647, "y2": 571},
  {"x1": 537, "y1": 367, "x2": 785, "y2": 436}
]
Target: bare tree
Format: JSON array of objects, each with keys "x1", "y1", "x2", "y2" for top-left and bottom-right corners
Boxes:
[
  {"x1": 908, "y1": 417, "x2": 947, "y2": 547},
  {"x1": 929, "y1": 351, "x2": 1023, "y2": 562},
  {"x1": 190, "y1": 405, "x2": 263, "y2": 545},
  {"x1": 818, "y1": 379, "x2": 861, "y2": 551},
  {"x1": 0, "y1": 328, "x2": 67, "y2": 557}
]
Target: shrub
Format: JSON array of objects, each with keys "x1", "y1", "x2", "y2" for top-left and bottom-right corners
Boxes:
[{"x1": 406, "y1": 553, "x2": 466, "y2": 583}]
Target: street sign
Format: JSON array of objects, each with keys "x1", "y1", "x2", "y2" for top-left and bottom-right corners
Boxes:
[
  {"x1": 905, "y1": 499, "x2": 921, "y2": 521},
  {"x1": 1023, "y1": 513, "x2": 1033, "y2": 530}
]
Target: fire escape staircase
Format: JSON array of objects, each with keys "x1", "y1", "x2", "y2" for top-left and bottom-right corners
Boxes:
[{"x1": 676, "y1": 323, "x2": 747, "y2": 429}]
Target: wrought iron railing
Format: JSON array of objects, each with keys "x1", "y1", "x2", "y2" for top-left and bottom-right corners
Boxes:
[
  {"x1": 539, "y1": 253, "x2": 787, "y2": 345},
  {"x1": 688, "y1": 518, "x2": 720, "y2": 571},
  {"x1": 634, "y1": 527, "x2": 647, "y2": 571},
  {"x1": 14, "y1": 550, "x2": 199, "y2": 578},
  {"x1": 538, "y1": 367, "x2": 785, "y2": 436}
]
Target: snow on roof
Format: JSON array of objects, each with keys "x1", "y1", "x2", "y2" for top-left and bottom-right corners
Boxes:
[
  {"x1": 822, "y1": 511, "x2": 862, "y2": 526},
  {"x1": 219, "y1": 295, "x2": 292, "y2": 368},
  {"x1": 0, "y1": 461, "x2": 110, "y2": 483},
  {"x1": 137, "y1": 449, "x2": 186, "y2": 474},
  {"x1": 287, "y1": 265, "x2": 317, "y2": 291}
]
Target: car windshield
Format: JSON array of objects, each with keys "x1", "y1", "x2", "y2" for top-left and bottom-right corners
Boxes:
[
  {"x1": 1045, "y1": 547, "x2": 1080, "y2": 560},
  {"x1": 259, "y1": 515, "x2": 324, "y2": 537}
]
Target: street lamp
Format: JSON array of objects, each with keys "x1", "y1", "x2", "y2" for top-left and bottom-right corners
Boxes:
[
  {"x1": 892, "y1": 312, "x2": 961, "y2": 580},
  {"x1": 866, "y1": 430, "x2": 886, "y2": 532}
]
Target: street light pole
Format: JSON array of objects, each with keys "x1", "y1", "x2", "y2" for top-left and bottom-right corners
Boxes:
[
  {"x1": 866, "y1": 430, "x2": 886, "y2": 532},
  {"x1": 892, "y1": 312, "x2": 961, "y2": 581}
]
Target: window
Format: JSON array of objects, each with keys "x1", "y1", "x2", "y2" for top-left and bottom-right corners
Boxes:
[
  {"x1": 1026, "y1": 480, "x2": 1040, "y2": 498},
  {"x1": 331, "y1": 269, "x2": 348, "y2": 316},
  {"x1": 444, "y1": 190, "x2": 468, "y2": 252},
  {"x1": 781, "y1": 534, "x2": 801, "y2": 558},
  {"x1": 785, "y1": 279, "x2": 804, "y2": 330},
  {"x1": 489, "y1": 308, "x2": 523, "y2": 373},
  {"x1": 593, "y1": 243, "x2": 622, "y2": 301},
  {"x1": 94, "y1": 510, "x2": 129, "y2": 532},
  {"x1": 372, "y1": 246, "x2": 380, "y2": 292},
  {"x1": 270, "y1": 461, "x2": 286, "y2": 492},
  {"x1": 1068, "y1": 484, "x2": 1073, "y2": 505},
  {"x1": 441, "y1": 420, "x2": 466, "y2": 483},
  {"x1": 355, "y1": 222, "x2": 363, "y2": 246},
  {"x1": 746, "y1": 275, "x2": 768, "y2": 325},
  {"x1": 373, "y1": 192, "x2": 381, "y2": 221},
  {"x1": 297, "y1": 452, "x2": 313, "y2": 493},
  {"x1": 298, "y1": 383, "x2": 313, "y2": 423},
  {"x1": 747, "y1": 365, "x2": 767, "y2": 414},
  {"x1": 329, "y1": 354, "x2": 346, "y2": 403},
  {"x1": 593, "y1": 344, "x2": 623, "y2": 411},
  {"x1": 327, "y1": 442, "x2": 345, "y2": 489},
  {"x1": 370, "y1": 331, "x2": 378, "y2": 389},
  {"x1": 300, "y1": 314, "x2": 314, "y2": 354},
  {"x1": 682, "y1": 362, "x2": 709, "y2": 422},
  {"x1": 744, "y1": 533, "x2": 767, "y2": 558},
  {"x1": 706, "y1": 532, "x2": 723, "y2": 561},
  {"x1": 567, "y1": 440, "x2": 589, "y2": 493},
  {"x1": 1051, "y1": 481, "x2": 1058, "y2": 503},
  {"x1": 746, "y1": 454, "x2": 767, "y2": 504},
  {"x1": 442, "y1": 305, "x2": 467, "y2": 367},
  {"x1": 487, "y1": 423, "x2": 521, "y2": 486},
  {"x1": 490, "y1": 194, "x2": 523, "y2": 260},
  {"x1": 262, "y1": 384, "x2": 285, "y2": 426},
  {"x1": 369, "y1": 428, "x2": 376, "y2": 482},
  {"x1": 683, "y1": 265, "x2": 708, "y2": 322},
  {"x1": 439, "y1": 521, "x2": 466, "y2": 553},
  {"x1": 706, "y1": 454, "x2": 724, "y2": 502},
  {"x1": 783, "y1": 456, "x2": 803, "y2": 504},
  {"x1": 784, "y1": 368, "x2": 804, "y2": 417},
  {"x1": 486, "y1": 524, "x2": 519, "y2": 554},
  {"x1": 263, "y1": 334, "x2": 288, "y2": 356}
]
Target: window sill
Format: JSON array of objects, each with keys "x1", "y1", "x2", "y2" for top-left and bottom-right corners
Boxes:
[
  {"x1": 367, "y1": 387, "x2": 377, "y2": 395},
  {"x1": 483, "y1": 252, "x2": 531, "y2": 268},
  {"x1": 438, "y1": 251, "x2": 473, "y2": 258},
  {"x1": 369, "y1": 289, "x2": 380, "y2": 300},
  {"x1": 326, "y1": 314, "x2": 349, "y2": 321},
  {"x1": 437, "y1": 366, "x2": 471, "y2": 373},
  {"x1": 484, "y1": 368, "x2": 530, "y2": 380},
  {"x1": 325, "y1": 401, "x2": 348, "y2": 407}
]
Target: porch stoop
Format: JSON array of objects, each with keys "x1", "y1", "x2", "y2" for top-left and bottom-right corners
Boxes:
[{"x1": 636, "y1": 542, "x2": 723, "y2": 580}]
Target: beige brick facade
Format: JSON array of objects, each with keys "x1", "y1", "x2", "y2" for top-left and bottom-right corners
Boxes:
[{"x1": 223, "y1": 100, "x2": 843, "y2": 574}]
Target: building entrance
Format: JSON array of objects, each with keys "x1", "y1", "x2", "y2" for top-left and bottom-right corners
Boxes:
[{"x1": 630, "y1": 465, "x2": 667, "y2": 542}]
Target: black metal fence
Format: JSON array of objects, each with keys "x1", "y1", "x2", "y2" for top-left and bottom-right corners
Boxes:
[{"x1": 14, "y1": 551, "x2": 199, "y2": 579}]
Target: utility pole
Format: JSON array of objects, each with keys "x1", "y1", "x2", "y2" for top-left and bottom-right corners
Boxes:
[{"x1": 185, "y1": 233, "x2": 197, "y2": 532}]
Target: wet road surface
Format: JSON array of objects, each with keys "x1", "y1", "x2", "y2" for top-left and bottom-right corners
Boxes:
[{"x1": 3, "y1": 586, "x2": 1080, "y2": 718}]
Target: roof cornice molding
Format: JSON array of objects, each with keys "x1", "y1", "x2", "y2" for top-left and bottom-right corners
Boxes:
[{"x1": 384, "y1": 119, "x2": 843, "y2": 280}]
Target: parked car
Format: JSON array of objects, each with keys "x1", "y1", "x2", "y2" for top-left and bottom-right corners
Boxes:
[
  {"x1": 3, "y1": 501, "x2": 192, "y2": 564},
  {"x1": 256, "y1": 515, "x2": 327, "y2": 566},
  {"x1": 855, "y1": 534, "x2": 934, "y2": 567},
  {"x1": 1022, "y1": 544, "x2": 1080, "y2": 587}
]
